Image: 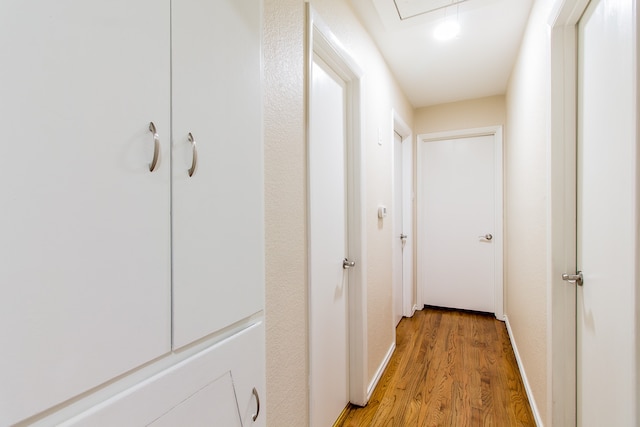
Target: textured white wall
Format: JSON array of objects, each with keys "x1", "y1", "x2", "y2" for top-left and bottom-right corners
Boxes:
[
  {"x1": 504, "y1": 0, "x2": 556, "y2": 422},
  {"x1": 263, "y1": 1, "x2": 308, "y2": 426}
]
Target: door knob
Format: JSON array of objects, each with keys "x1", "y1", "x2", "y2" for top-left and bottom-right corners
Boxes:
[
  {"x1": 562, "y1": 271, "x2": 583, "y2": 286},
  {"x1": 479, "y1": 234, "x2": 493, "y2": 241},
  {"x1": 400, "y1": 234, "x2": 407, "y2": 240},
  {"x1": 343, "y1": 258, "x2": 355, "y2": 269}
]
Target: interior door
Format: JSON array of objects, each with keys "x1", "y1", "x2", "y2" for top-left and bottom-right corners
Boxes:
[
  {"x1": 0, "y1": 2, "x2": 171, "y2": 424},
  {"x1": 171, "y1": 0, "x2": 264, "y2": 349},
  {"x1": 309, "y1": 56, "x2": 350, "y2": 427},
  {"x1": 576, "y1": 0, "x2": 637, "y2": 424},
  {"x1": 393, "y1": 132, "x2": 405, "y2": 326},
  {"x1": 419, "y1": 134, "x2": 496, "y2": 313}
]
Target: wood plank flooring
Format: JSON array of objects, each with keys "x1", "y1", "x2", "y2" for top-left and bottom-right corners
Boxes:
[{"x1": 335, "y1": 307, "x2": 536, "y2": 426}]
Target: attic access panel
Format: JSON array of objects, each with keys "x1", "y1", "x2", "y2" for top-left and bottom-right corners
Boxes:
[{"x1": 394, "y1": 0, "x2": 468, "y2": 20}]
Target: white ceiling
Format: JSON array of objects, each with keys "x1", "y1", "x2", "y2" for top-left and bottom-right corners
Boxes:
[{"x1": 349, "y1": 0, "x2": 534, "y2": 107}]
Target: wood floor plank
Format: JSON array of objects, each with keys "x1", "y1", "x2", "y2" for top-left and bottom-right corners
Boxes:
[{"x1": 335, "y1": 307, "x2": 536, "y2": 427}]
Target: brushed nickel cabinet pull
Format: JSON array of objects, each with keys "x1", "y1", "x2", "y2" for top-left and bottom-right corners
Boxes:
[
  {"x1": 252, "y1": 387, "x2": 260, "y2": 422},
  {"x1": 187, "y1": 132, "x2": 198, "y2": 177},
  {"x1": 148, "y1": 122, "x2": 160, "y2": 172}
]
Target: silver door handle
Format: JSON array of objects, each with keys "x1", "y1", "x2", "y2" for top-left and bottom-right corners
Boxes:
[
  {"x1": 187, "y1": 132, "x2": 198, "y2": 177},
  {"x1": 479, "y1": 234, "x2": 493, "y2": 241},
  {"x1": 562, "y1": 271, "x2": 583, "y2": 286},
  {"x1": 400, "y1": 234, "x2": 407, "y2": 240},
  {"x1": 343, "y1": 258, "x2": 355, "y2": 269},
  {"x1": 148, "y1": 122, "x2": 160, "y2": 172}
]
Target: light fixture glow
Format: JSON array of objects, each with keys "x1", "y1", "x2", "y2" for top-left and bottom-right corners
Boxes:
[{"x1": 434, "y1": 20, "x2": 460, "y2": 41}]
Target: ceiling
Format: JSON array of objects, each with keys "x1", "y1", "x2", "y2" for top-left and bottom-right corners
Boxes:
[{"x1": 349, "y1": 0, "x2": 534, "y2": 107}]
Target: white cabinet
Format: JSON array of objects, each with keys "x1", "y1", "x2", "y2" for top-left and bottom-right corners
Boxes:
[
  {"x1": 0, "y1": 0, "x2": 264, "y2": 425},
  {"x1": 62, "y1": 322, "x2": 265, "y2": 427},
  {"x1": 0, "y1": 2, "x2": 172, "y2": 424},
  {"x1": 171, "y1": 0, "x2": 264, "y2": 349}
]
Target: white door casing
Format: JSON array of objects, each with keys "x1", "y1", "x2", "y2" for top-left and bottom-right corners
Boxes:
[
  {"x1": 392, "y1": 110, "x2": 415, "y2": 320},
  {"x1": 393, "y1": 131, "x2": 404, "y2": 326},
  {"x1": 307, "y1": 5, "x2": 369, "y2": 414},
  {"x1": 576, "y1": 0, "x2": 637, "y2": 424},
  {"x1": 417, "y1": 127, "x2": 504, "y2": 319},
  {"x1": 402, "y1": 131, "x2": 414, "y2": 317},
  {"x1": 549, "y1": 0, "x2": 637, "y2": 423}
]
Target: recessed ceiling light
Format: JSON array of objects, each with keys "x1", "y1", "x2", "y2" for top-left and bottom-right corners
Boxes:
[{"x1": 434, "y1": 20, "x2": 460, "y2": 41}]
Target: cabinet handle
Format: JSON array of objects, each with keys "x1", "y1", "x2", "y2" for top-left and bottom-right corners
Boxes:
[
  {"x1": 252, "y1": 387, "x2": 260, "y2": 422},
  {"x1": 187, "y1": 132, "x2": 198, "y2": 177},
  {"x1": 148, "y1": 122, "x2": 160, "y2": 172}
]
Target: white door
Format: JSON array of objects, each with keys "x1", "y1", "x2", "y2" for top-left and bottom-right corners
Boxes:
[
  {"x1": 393, "y1": 132, "x2": 405, "y2": 326},
  {"x1": 576, "y1": 0, "x2": 637, "y2": 424},
  {"x1": 309, "y1": 56, "x2": 350, "y2": 427},
  {"x1": 0, "y1": 2, "x2": 171, "y2": 424},
  {"x1": 419, "y1": 133, "x2": 500, "y2": 314},
  {"x1": 171, "y1": 0, "x2": 264, "y2": 349}
]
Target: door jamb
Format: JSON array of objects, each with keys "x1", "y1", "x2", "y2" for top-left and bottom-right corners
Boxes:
[
  {"x1": 391, "y1": 110, "x2": 415, "y2": 318},
  {"x1": 416, "y1": 126, "x2": 504, "y2": 321},
  {"x1": 547, "y1": 0, "x2": 590, "y2": 425},
  {"x1": 306, "y1": 6, "x2": 369, "y2": 407}
]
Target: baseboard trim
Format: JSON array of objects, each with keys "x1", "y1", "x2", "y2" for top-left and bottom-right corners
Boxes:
[
  {"x1": 366, "y1": 341, "x2": 396, "y2": 401},
  {"x1": 504, "y1": 315, "x2": 544, "y2": 427},
  {"x1": 411, "y1": 304, "x2": 420, "y2": 316}
]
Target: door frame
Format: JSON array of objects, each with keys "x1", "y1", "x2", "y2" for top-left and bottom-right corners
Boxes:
[
  {"x1": 391, "y1": 110, "x2": 415, "y2": 318},
  {"x1": 417, "y1": 126, "x2": 504, "y2": 320},
  {"x1": 306, "y1": 6, "x2": 369, "y2": 407},
  {"x1": 548, "y1": 1, "x2": 590, "y2": 424},
  {"x1": 549, "y1": 0, "x2": 639, "y2": 424}
]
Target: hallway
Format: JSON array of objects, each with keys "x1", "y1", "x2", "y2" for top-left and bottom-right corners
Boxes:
[{"x1": 335, "y1": 307, "x2": 535, "y2": 426}]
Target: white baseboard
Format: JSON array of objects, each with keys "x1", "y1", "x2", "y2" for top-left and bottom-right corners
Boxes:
[
  {"x1": 367, "y1": 341, "x2": 396, "y2": 401},
  {"x1": 504, "y1": 315, "x2": 544, "y2": 427}
]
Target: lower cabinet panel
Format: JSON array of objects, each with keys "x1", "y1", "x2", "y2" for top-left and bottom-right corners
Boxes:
[
  {"x1": 60, "y1": 321, "x2": 265, "y2": 426},
  {"x1": 148, "y1": 373, "x2": 242, "y2": 427}
]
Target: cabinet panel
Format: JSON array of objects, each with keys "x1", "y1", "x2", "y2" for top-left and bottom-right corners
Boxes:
[
  {"x1": 0, "y1": 1, "x2": 172, "y2": 424},
  {"x1": 148, "y1": 373, "x2": 242, "y2": 427},
  {"x1": 171, "y1": 0, "x2": 264, "y2": 348},
  {"x1": 62, "y1": 322, "x2": 265, "y2": 427}
]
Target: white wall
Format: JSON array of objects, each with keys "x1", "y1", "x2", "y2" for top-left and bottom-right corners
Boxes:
[
  {"x1": 414, "y1": 95, "x2": 506, "y2": 135},
  {"x1": 264, "y1": 0, "x2": 414, "y2": 425},
  {"x1": 264, "y1": 1, "x2": 308, "y2": 425},
  {"x1": 504, "y1": 0, "x2": 556, "y2": 423}
]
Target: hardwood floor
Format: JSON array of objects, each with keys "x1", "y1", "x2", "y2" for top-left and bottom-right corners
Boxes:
[{"x1": 335, "y1": 307, "x2": 536, "y2": 426}]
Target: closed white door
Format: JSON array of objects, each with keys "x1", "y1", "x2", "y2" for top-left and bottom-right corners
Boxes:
[
  {"x1": 0, "y1": 2, "x2": 171, "y2": 424},
  {"x1": 419, "y1": 134, "x2": 499, "y2": 314},
  {"x1": 393, "y1": 132, "x2": 405, "y2": 326},
  {"x1": 309, "y1": 56, "x2": 350, "y2": 427},
  {"x1": 576, "y1": 0, "x2": 637, "y2": 424},
  {"x1": 171, "y1": 0, "x2": 264, "y2": 349}
]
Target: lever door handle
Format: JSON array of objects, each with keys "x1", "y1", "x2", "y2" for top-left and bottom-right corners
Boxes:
[
  {"x1": 562, "y1": 271, "x2": 583, "y2": 286},
  {"x1": 400, "y1": 234, "x2": 407, "y2": 240},
  {"x1": 479, "y1": 234, "x2": 493, "y2": 241},
  {"x1": 343, "y1": 258, "x2": 355, "y2": 269}
]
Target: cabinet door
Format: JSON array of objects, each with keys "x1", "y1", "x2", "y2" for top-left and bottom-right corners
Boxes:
[
  {"x1": 171, "y1": 0, "x2": 264, "y2": 348},
  {"x1": 0, "y1": 1, "x2": 171, "y2": 424},
  {"x1": 62, "y1": 322, "x2": 265, "y2": 427}
]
